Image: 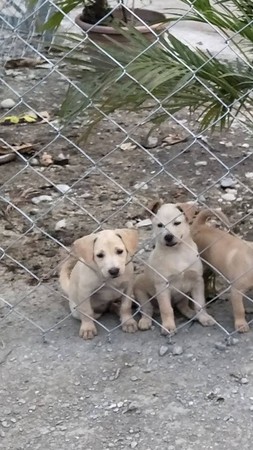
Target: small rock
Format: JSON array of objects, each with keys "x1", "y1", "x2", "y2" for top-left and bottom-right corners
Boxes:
[
  {"x1": 159, "y1": 345, "x2": 169, "y2": 356},
  {"x1": 222, "y1": 193, "x2": 236, "y2": 201},
  {"x1": 194, "y1": 161, "x2": 207, "y2": 167},
  {"x1": 31, "y1": 195, "x2": 52, "y2": 205},
  {"x1": 130, "y1": 442, "x2": 138, "y2": 449},
  {"x1": 242, "y1": 143, "x2": 250, "y2": 148},
  {"x1": 215, "y1": 342, "x2": 227, "y2": 351},
  {"x1": 198, "y1": 194, "x2": 206, "y2": 203},
  {"x1": 0, "y1": 98, "x2": 16, "y2": 109},
  {"x1": 126, "y1": 402, "x2": 138, "y2": 412},
  {"x1": 126, "y1": 220, "x2": 135, "y2": 229},
  {"x1": 133, "y1": 182, "x2": 148, "y2": 190},
  {"x1": 224, "y1": 142, "x2": 233, "y2": 148},
  {"x1": 142, "y1": 136, "x2": 159, "y2": 149},
  {"x1": 250, "y1": 405, "x2": 253, "y2": 411},
  {"x1": 136, "y1": 218, "x2": 152, "y2": 228},
  {"x1": 55, "y1": 219, "x2": 67, "y2": 231},
  {"x1": 120, "y1": 142, "x2": 136, "y2": 151},
  {"x1": 172, "y1": 345, "x2": 183, "y2": 356},
  {"x1": 0, "y1": 430, "x2": 5, "y2": 438},
  {"x1": 240, "y1": 377, "x2": 249, "y2": 385},
  {"x1": 131, "y1": 376, "x2": 139, "y2": 382},
  {"x1": 30, "y1": 157, "x2": 40, "y2": 166},
  {"x1": 226, "y1": 337, "x2": 239, "y2": 346},
  {"x1": 245, "y1": 172, "x2": 253, "y2": 179},
  {"x1": 55, "y1": 184, "x2": 71, "y2": 194},
  {"x1": 1, "y1": 421, "x2": 9, "y2": 428},
  {"x1": 220, "y1": 177, "x2": 235, "y2": 189}
]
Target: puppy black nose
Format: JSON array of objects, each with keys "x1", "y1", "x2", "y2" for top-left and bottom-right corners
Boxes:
[
  {"x1": 164, "y1": 233, "x2": 173, "y2": 243},
  {"x1": 108, "y1": 267, "x2": 120, "y2": 277}
]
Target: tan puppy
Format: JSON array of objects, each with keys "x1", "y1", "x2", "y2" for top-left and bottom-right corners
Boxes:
[
  {"x1": 190, "y1": 208, "x2": 253, "y2": 332},
  {"x1": 134, "y1": 201, "x2": 215, "y2": 333},
  {"x1": 60, "y1": 229, "x2": 138, "y2": 339}
]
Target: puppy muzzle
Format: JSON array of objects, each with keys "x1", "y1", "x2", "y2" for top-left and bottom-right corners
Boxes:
[{"x1": 164, "y1": 233, "x2": 177, "y2": 247}]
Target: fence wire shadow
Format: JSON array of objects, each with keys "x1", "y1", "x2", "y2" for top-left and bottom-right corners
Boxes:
[{"x1": 1, "y1": 0, "x2": 253, "y2": 345}]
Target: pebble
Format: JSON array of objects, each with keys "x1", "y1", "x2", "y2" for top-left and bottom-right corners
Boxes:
[
  {"x1": 194, "y1": 161, "x2": 207, "y2": 166},
  {"x1": 220, "y1": 177, "x2": 235, "y2": 189},
  {"x1": 240, "y1": 377, "x2": 249, "y2": 385},
  {"x1": 172, "y1": 345, "x2": 183, "y2": 356},
  {"x1": 55, "y1": 184, "x2": 71, "y2": 194},
  {"x1": 31, "y1": 195, "x2": 52, "y2": 205},
  {"x1": 0, "y1": 430, "x2": 5, "y2": 438},
  {"x1": 198, "y1": 194, "x2": 206, "y2": 203},
  {"x1": 250, "y1": 406, "x2": 253, "y2": 411},
  {"x1": 130, "y1": 442, "x2": 138, "y2": 449},
  {"x1": 215, "y1": 342, "x2": 227, "y2": 351},
  {"x1": 55, "y1": 219, "x2": 67, "y2": 231},
  {"x1": 133, "y1": 182, "x2": 148, "y2": 190},
  {"x1": 1, "y1": 421, "x2": 9, "y2": 428},
  {"x1": 245, "y1": 172, "x2": 253, "y2": 179},
  {"x1": 136, "y1": 218, "x2": 152, "y2": 228},
  {"x1": 226, "y1": 337, "x2": 239, "y2": 346},
  {"x1": 120, "y1": 142, "x2": 136, "y2": 151},
  {"x1": 0, "y1": 98, "x2": 16, "y2": 109},
  {"x1": 159, "y1": 345, "x2": 169, "y2": 356},
  {"x1": 126, "y1": 220, "x2": 135, "y2": 229},
  {"x1": 130, "y1": 376, "x2": 139, "y2": 382},
  {"x1": 222, "y1": 193, "x2": 236, "y2": 201},
  {"x1": 30, "y1": 157, "x2": 40, "y2": 166},
  {"x1": 142, "y1": 136, "x2": 159, "y2": 149}
]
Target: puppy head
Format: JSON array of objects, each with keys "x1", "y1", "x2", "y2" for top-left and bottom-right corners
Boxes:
[
  {"x1": 73, "y1": 229, "x2": 138, "y2": 279},
  {"x1": 151, "y1": 202, "x2": 191, "y2": 247}
]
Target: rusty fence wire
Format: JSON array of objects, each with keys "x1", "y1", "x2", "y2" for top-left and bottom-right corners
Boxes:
[{"x1": 1, "y1": 0, "x2": 253, "y2": 344}]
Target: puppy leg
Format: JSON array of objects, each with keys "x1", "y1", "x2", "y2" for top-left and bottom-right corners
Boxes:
[
  {"x1": 176, "y1": 296, "x2": 195, "y2": 320},
  {"x1": 156, "y1": 286, "x2": 176, "y2": 333},
  {"x1": 134, "y1": 275, "x2": 154, "y2": 330},
  {"x1": 191, "y1": 278, "x2": 215, "y2": 326},
  {"x1": 75, "y1": 298, "x2": 98, "y2": 340},
  {"x1": 230, "y1": 287, "x2": 249, "y2": 332},
  {"x1": 120, "y1": 288, "x2": 138, "y2": 334}
]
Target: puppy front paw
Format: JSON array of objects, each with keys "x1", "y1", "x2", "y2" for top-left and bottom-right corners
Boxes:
[
  {"x1": 122, "y1": 318, "x2": 138, "y2": 333},
  {"x1": 79, "y1": 321, "x2": 98, "y2": 340},
  {"x1": 161, "y1": 319, "x2": 176, "y2": 335},
  {"x1": 138, "y1": 317, "x2": 152, "y2": 331},
  {"x1": 197, "y1": 311, "x2": 216, "y2": 327},
  {"x1": 235, "y1": 319, "x2": 249, "y2": 333}
]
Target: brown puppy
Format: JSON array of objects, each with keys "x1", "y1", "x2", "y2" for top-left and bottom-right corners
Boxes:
[
  {"x1": 60, "y1": 229, "x2": 138, "y2": 339},
  {"x1": 190, "y1": 208, "x2": 252, "y2": 332}
]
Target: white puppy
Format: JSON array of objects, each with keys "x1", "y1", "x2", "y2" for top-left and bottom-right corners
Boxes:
[
  {"x1": 134, "y1": 201, "x2": 215, "y2": 333},
  {"x1": 60, "y1": 229, "x2": 138, "y2": 339}
]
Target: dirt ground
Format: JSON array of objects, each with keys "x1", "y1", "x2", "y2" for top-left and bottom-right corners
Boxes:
[{"x1": 1, "y1": 56, "x2": 253, "y2": 449}]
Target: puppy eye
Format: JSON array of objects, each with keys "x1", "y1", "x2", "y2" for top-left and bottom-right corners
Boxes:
[
  {"x1": 174, "y1": 221, "x2": 181, "y2": 226},
  {"x1": 116, "y1": 249, "x2": 124, "y2": 255},
  {"x1": 157, "y1": 223, "x2": 163, "y2": 228},
  {"x1": 96, "y1": 253, "x2": 104, "y2": 258}
]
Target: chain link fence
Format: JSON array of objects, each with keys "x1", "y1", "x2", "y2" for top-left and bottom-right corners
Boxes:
[{"x1": 1, "y1": 0, "x2": 253, "y2": 346}]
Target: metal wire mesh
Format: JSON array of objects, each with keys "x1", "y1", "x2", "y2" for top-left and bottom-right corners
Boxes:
[{"x1": 1, "y1": 0, "x2": 253, "y2": 345}]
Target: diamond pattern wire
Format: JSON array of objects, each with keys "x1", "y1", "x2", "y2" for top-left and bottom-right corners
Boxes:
[{"x1": 1, "y1": 0, "x2": 253, "y2": 344}]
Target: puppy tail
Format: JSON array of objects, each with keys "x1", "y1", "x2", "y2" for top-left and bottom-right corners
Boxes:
[
  {"x1": 191, "y1": 209, "x2": 230, "y2": 232},
  {"x1": 59, "y1": 255, "x2": 77, "y2": 294}
]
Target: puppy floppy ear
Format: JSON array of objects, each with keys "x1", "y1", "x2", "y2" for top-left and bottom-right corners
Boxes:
[
  {"x1": 146, "y1": 198, "x2": 164, "y2": 217},
  {"x1": 72, "y1": 233, "x2": 96, "y2": 264},
  {"x1": 176, "y1": 202, "x2": 199, "y2": 223},
  {"x1": 115, "y1": 229, "x2": 138, "y2": 256}
]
